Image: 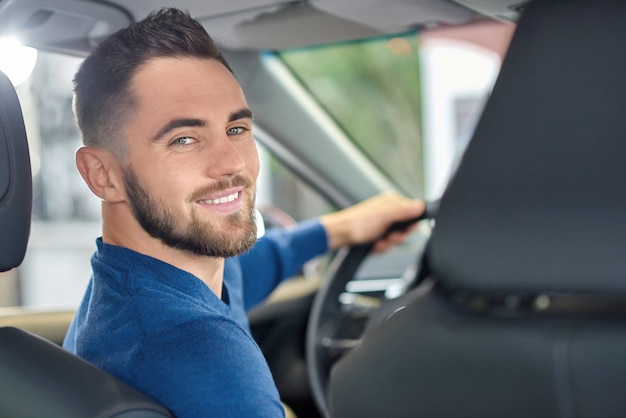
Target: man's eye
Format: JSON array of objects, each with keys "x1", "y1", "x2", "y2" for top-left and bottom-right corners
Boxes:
[
  {"x1": 171, "y1": 136, "x2": 195, "y2": 146},
  {"x1": 227, "y1": 127, "x2": 246, "y2": 136}
]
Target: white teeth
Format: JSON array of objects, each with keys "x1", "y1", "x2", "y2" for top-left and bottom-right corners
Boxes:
[{"x1": 203, "y1": 191, "x2": 239, "y2": 205}]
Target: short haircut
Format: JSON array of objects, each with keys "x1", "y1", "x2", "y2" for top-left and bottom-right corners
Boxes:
[{"x1": 72, "y1": 7, "x2": 232, "y2": 157}]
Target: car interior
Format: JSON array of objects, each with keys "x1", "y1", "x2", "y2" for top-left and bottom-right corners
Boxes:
[{"x1": 2, "y1": 0, "x2": 625, "y2": 417}]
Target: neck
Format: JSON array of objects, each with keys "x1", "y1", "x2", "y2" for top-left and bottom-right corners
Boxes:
[{"x1": 101, "y1": 201, "x2": 224, "y2": 297}]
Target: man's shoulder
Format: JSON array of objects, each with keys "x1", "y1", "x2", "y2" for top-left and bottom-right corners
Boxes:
[{"x1": 134, "y1": 316, "x2": 284, "y2": 417}]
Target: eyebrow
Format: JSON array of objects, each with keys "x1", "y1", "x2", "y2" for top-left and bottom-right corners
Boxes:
[
  {"x1": 152, "y1": 108, "x2": 253, "y2": 141},
  {"x1": 230, "y1": 108, "x2": 254, "y2": 122},
  {"x1": 152, "y1": 118, "x2": 205, "y2": 141}
]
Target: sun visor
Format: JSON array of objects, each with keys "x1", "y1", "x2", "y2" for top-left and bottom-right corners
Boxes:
[{"x1": 311, "y1": 0, "x2": 477, "y2": 33}]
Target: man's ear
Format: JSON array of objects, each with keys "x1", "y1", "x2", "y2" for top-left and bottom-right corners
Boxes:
[{"x1": 75, "y1": 146, "x2": 126, "y2": 203}]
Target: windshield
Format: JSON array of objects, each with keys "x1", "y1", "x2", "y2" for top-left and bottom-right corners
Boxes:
[
  {"x1": 279, "y1": 32, "x2": 424, "y2": 197},
  {"x1": 278, "y1": 25, "x2": 505, "y2": 200}
]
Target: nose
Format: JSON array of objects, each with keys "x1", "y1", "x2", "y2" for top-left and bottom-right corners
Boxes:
[{"x1": 205, "y1": 133, "x2": 245, "y2": 178}]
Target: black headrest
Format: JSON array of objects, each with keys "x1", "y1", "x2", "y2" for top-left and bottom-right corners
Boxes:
[
  {"x1": 0, "y1": 70, "x2": 32, "y2": 272},
  {"x1": 427, "y1": 0, "x2": 626, "y2": 294}
]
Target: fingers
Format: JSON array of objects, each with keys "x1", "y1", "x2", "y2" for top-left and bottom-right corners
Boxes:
[
  {"x1": 321, "y1": 192, "x2": 425, "y2": 250},
  {"x1": 371, "y1": 225, "x2": 418, "y2": 254}
]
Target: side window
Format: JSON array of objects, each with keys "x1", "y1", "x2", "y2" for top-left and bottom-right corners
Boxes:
[
  {"x1": 277, "y1": 23, "x2": 512, "y2": 201},
  {"x1": 279, "y1": 33, "x2": 425, "y2": 199},
  {"x1": 257, "y1": 143, "x2": 336, "y2": 227}
]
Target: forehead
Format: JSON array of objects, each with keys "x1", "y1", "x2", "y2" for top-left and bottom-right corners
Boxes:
[{"x1": 129, "y1": 56, "x2": 247, "y2": 121}]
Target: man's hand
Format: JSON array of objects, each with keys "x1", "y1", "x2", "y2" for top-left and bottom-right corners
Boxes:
[{"x1": 320, "y1": 192, "x2": 425, "y2": 253}]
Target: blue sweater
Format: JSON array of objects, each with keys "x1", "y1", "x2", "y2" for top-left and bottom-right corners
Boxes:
[
  {"x1": 225, "y1": 219, "x2": 328, "y2": 328},
  {"x1": 64, "y1": 220, "x2": 328, "y2": 417}
]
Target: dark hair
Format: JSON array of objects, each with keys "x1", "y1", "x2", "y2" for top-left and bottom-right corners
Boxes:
[{"x1": 73, "y1": 7, "x2": 232, "y2": 156}]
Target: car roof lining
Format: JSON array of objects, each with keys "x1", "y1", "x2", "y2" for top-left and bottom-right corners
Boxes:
[{"x1": 0, "y1": 0, "x2": 507, "y2": 54}]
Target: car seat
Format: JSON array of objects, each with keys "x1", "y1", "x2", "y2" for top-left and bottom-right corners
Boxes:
[{"x1": 329, "y1": 0, "x2": 626, "y2": 417}]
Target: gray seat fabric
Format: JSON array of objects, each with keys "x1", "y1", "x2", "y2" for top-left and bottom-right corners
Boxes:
[
  {"x1": 0, "y1": 69, "x2": 174, "y2": 417},
  {"x1": 329, "y1": 0, "x2": 626, "y2": 417}
]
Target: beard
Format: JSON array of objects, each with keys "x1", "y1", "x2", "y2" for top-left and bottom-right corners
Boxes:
[{"x1": 122, "y1": 166, "x2": 257, "y2": 258}]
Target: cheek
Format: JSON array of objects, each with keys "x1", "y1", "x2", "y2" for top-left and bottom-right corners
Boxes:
[
  {"x1": 242, "y1": 141, "x2": 260, "y2": 179},
  {"x1": 131, "y1": 160, "x2": 183, "y2": 201}
]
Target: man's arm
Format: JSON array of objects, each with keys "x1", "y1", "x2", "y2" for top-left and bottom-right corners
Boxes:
[
  {"x1": 237, "y1": 219, "x2": 328, "y2": 311},
  {"x1": 235, "y1": 192, "x2": 424, "y2": 310}
]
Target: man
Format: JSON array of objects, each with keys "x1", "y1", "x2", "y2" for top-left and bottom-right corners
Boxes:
[{"x1": 63, "y1": 7, "x2": 424, "y2": 417}]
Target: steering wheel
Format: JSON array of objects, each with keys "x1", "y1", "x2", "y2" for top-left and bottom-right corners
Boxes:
[{"x1": 306, "y1": 203, "x2": 437, "y2": 417}]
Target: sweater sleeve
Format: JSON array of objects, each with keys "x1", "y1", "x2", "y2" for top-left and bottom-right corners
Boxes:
[{"x1": 239, "y1": 218, "x2": 328, "y2": 310}]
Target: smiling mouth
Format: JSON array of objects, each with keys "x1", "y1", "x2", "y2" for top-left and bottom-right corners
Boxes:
[{"x1": 199, "y1": 191, "x2": 239, "y2": 205}]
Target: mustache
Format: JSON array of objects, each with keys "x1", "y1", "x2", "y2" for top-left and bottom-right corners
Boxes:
[{"x1": 189, "y1": 174, "x2": 253, "y2": 201}]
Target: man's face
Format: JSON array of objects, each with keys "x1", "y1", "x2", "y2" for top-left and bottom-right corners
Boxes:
[{"x1": 121, "y1": 57, "x2": 259, "y2": 257}]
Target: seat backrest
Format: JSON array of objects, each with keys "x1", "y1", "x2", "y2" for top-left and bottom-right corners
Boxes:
[
  {"x1": 329, "y1": 0, "x2": 626, "y2": 417},
  {"x1": 0, "y1": 67, "x2": 31, "y2": 273},
  {"x1": 0, "y1": 69, "x2": 174, "y2": 417},
  {"x1": 0, "y1": 327, "x2": 175, "y2": 418}
]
